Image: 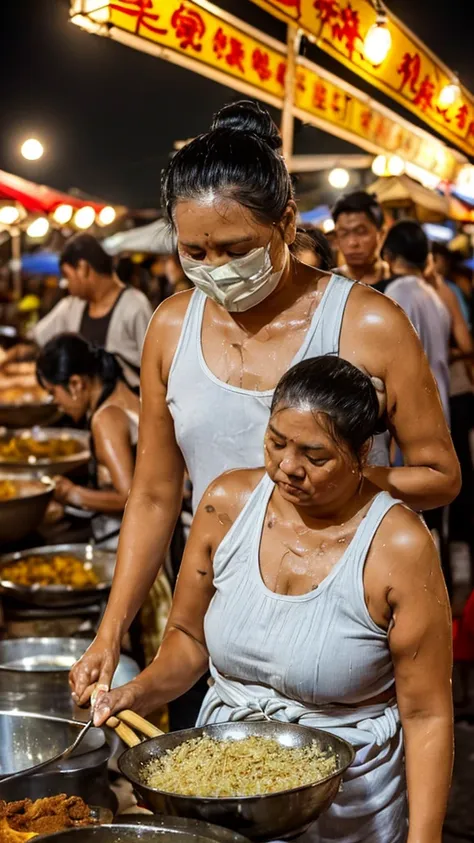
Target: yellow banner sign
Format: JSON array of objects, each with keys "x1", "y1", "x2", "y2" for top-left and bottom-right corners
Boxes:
[
  {"x1": 249, "y1": 0, "x2": 474, "y2": 158},
  {"x1": 73, "y1": 0, "x2": 460, "y2": 180}
]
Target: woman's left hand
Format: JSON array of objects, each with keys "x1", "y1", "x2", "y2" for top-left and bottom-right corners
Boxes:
[
  {"x1": 92, "y1": 681, "x2": 143, "y2": 726},
  {"x1": 53, "y1": 476, "x2": 82, "y2": 506}
]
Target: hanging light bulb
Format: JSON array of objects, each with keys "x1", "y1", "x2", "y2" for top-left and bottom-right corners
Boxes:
[
  {"x1": 323, "y1": 218, "x2": 335, "y2": 233},
  {"x1": 74, "y1": 206, "x2": 96, "y2": 230},
  {"x1": 328, "y1": 168, "x2": 350, "y2": 189},
  {"x1": 97, "y1": 206, "x2": 116, "y2": 226},
  {"x1": 53, "y1": 204, "x2": 74, "y2": 225},
  {"x1": 387, "y1": 155, "x2": 405, "y2": 176},
  {"x1": 363, "y1": 15, "x2": 392, "y2": 66},
  {"x1": 438, "y1": 81, "x2": 461, "y2": 109},
  {"x1": 372, "y1": 155, "x2": 387, "y2": 177},
  {"x1": 27, "y1": 217, "x2": 50, "y2": 238},
  {"x1": 0, "y1": 206, "x2": 21, "y2": 225}
]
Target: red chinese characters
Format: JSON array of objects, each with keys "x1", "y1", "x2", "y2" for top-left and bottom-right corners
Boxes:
[
  {"x1": 413, "y1": 75, "x2": 435, "y2": 112},
  {"x1": 360, "y1": 109, "x2": 373, "y2": 132},
  {"x1": 296, "y1": 69, "x2": 307, "y2": 93},
  {"x1": 331, "y1": 4, "x2": 363, "y2": 60},
  {"x1": 110, "y1": 0, "x2": 167, "y2": 36},
  {"x1": 312, "y1": 81, "x2": 327, "y2": 110},
  {"x1": 276, "y1": 62, "x2": 287, "y2": 88},
  {"x1": 211, "y1": 28, "x2": 246, "y2": 74},
  {"x1": 456, "y1": 104, "x2": 469, "y2": 131},
  {"x1": 171, "y1": 3, "x2": 205, "y2": 52},
  {"x1": 313, "y1": 0, "x2": 339, "y2": 26},
  {"x1": 252, "y1": 48, "x2": 272, "y2": 82},
  {"x1": 397, "y1": 52, "x2": 421, "y2": 94}
]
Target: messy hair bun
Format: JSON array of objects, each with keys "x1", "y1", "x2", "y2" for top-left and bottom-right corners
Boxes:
[
  {"x1": 211, "y1": 101, "x2": 283, "y2": 151},
  {"x1": 162, "y1": 99, "x2": 293, "y2": 226}
]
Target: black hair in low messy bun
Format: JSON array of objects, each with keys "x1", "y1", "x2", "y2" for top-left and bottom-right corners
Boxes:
[
  {"x1": 162, "y1": 100, "x2": 293, "y2": 226},
  {"x1": 37, "y1": 333, "x2": 124, "y2": 409},
  {"x1": 271, "y1": 356, "x2": 379, "y2": 460}
]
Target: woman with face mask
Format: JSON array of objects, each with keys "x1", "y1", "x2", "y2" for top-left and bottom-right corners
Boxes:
[
  {"x1": 94, "y1": 356, "x2": 453, "y2": 843},
  {"x1": 69, "y1": 100, "x2": 459, "y2": 714}
]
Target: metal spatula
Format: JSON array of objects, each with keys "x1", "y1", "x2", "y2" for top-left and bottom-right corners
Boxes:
[{"x1": 0, "y1": 717, "x2": 94, "y2": 784}]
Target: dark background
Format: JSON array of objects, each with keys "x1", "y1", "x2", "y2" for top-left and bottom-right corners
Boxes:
[{"x1": 0, "y1": 0, "x2": 471, "y2": 207}]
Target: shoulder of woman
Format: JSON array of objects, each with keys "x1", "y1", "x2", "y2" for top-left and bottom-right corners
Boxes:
[
  {"x1": 198, "y1": 468, "x2": 266, "y2": 522},
  {"x1": 372, "y1": 502, "x2": 437, "y2": 577},
  {"x1": 346, "y1": 280, "x2": 415, "y2": 334},
  {"x1": 91, "y1": 403, "x2": 130, "y2": 439}
]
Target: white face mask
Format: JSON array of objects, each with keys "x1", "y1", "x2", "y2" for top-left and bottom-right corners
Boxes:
[{"x1": 179, "y1": 244, "x2": 285, "y2": 312}]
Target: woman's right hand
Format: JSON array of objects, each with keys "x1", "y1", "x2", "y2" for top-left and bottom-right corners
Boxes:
[{"x1": 69, "y1": 635, "x2": 120, "y2": 707}]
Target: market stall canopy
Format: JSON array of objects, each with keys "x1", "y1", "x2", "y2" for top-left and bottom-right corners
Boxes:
[
  {"x1": 369, "y1": 175, "x2": 449, "y2": 221},
  {"x1": 0, "y1": 169, "x2": 111, "y2": 215},
  {"x1": 102, "y1": 219, "x2": 175, "y2": 256},
  {"x1": 19, "y1": 252, "x2": 61, "y2": 275}
]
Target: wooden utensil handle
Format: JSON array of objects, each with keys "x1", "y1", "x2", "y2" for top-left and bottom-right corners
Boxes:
[
  {"x1": 117, "y1": 709, "x2": 163, "y2": 738},
  {"x1": 105, "y1": 716, "x2": 141, "y2": 747}
]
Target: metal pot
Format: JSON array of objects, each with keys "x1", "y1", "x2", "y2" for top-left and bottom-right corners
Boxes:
[
  {"x1": 0, "y1": 400, "x2": 59, "y2": 429},
  {"x1": 0, "y1": 543, "x2": 116, "y2": 607},
  {"x1": 0, "y1": 711, "x2": 116, "y2": 811},
  {"x1": 0, "y1": 638, "x2": 139, "y2": 720},
  {"x1": 0, "y1": 427, "x2": 90, "y2": 476},
  {"x1": 118, "y1": 721, "x2": 355, "y2": 841},
  {"x1": 0, "y1": 473, "x2": 54, "y2": 542},
  {"x1": 37, "y1": 816, "x2": 252, "y2": 842}
]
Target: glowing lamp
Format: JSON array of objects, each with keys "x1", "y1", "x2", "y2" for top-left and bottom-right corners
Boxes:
[
  {"x1": 363, "y1": 19, "x2": 392, "y2": 66},
  {"x1": 438, "y1": 82, "x2": 461, "y2": 109},
  {"x1": 0, "y1": 206, "x2": 21, "y2": 225},
  {"x1": 27, "y1": 218, "x2": 50, "y2": 238},
  {"x1": 74, "y1": 206, "x2": 96, "y2": 230},
  {"x1": 328, "y1": 168, "x2": 350, "y2": 189},
  {"x1": 98, "y1": 206, "x2": 116, "y2": 226},
  {"x1": 21, "y1": 138, "x2": 44, "y2": 161},
  {"x1": 53, "y1": 204, "x2": 74, "y2": 225},
  {"x1": 387, "y1": 155, "x2": 405, "y2": 177}
]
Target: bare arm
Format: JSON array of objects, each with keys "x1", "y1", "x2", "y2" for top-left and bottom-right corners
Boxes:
[
  {"x1": 343, "y1": 288, "x2": 460, "y2": 509},
  {"x1": 92, "y1": 486, "x2": 219, "y2": 724},
  {"x1": 387, "y1": 520, "x2": 453, "y2": 843},
  {"x1": 54, "y1": 407, "x2": 135, "y2": 514},
  {"x1": 69, "y1": 302, "x2": 186, "y2": 702}
]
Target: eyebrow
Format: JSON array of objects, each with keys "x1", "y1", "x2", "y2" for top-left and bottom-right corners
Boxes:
[
  {"x1": 181, "y1": 235, "x2": 255, "y2": 248},
  {"x1": 268, "y1": 423, "x2": 326, "y2": 451}
]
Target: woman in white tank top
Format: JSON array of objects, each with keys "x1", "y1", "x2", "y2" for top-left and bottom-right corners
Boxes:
[
  {"x1": 70, "y1": 100, "x2": 459, "y2": 707},
  {"x1": 95, "y1": 356, "x2": 453, "y2": 843},
  {"x1": 36, "y1": 333, "x2": 139, "y2": 541}
]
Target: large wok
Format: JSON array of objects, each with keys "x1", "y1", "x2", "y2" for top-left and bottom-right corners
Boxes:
[
  {"x1": 0, "y1": 427, "x2": 90, "y2": 475},
  {"x1": 0, "y1": 543, "x2": 116, "y2": 607},
  {"x1": 0, "y1": 472, "x2": 54, "y2": 542},
  {"x1": 117, "y1": 719, "x2": 355, "y2": 841},
  {"x1": 38, "y1": 816, "x2": 251, "y2": 843},
  {"x1": 0, "y1": 398, "x2": 59, "y2": 428}
]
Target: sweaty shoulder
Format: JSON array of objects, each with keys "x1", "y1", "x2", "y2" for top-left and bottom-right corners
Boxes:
[
  {"x1": 142, "y1": 289, "x2": 195, "y2": 382},
  {"x1": 198, "y1": 468, "x2": 266, "y2": 526},
  {"x1": 371, "y1": 502, "x2": 436, "y2": 577}
]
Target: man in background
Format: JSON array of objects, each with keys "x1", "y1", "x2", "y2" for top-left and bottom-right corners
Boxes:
[{"x1": 332, "y1": 190, "x2": 391, "y2": 289}]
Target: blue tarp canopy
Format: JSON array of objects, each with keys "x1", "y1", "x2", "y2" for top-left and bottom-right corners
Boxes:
[
  {"x1": 298, "y1": 205, "x2": 332, "y2": 226},
  {"x1": 19, "y1": 252, "x2": 60, "y2": 275}
]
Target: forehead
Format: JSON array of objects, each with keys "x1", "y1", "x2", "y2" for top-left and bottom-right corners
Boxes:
[
  {"x1": 335, "y1": 211, "x2": 376, "y2": 232},
  {"x1": 174, "y1": 196, "x2": 269, "y2": 244},
  {"x1": 270, "y1": 406, "x2": 336, "y2": 447}
]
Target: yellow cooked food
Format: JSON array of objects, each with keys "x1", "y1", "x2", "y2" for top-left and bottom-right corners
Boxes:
[
  {"x1": 142, "y1": 736, "x2": 337, "y2": 797},
  {"x1": 0, "y1": 481, "x2": 17, "y2": 502},
  {"x1": 0, "y1": 555, "x2": 99, "y2": 588},
  {"x1": 0, "y1": 386, "x2": 49, "y2": 406},
  {"x1": 0, "y1": 436, "x2": 82, "y2": 462}
]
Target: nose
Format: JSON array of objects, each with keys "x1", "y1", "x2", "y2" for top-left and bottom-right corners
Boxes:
[{"x1": 279, "y1": 453, "x2": 305, "y2": 478}]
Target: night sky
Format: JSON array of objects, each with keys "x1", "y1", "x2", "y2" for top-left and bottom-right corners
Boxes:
[{"x1": 0, "y1": 0, "x2": 471, "y2": 208}]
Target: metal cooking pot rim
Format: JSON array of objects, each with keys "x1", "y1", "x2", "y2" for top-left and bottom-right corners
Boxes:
[{"x1": 118, "y1": 722, "x2": 355, "y2": 803}]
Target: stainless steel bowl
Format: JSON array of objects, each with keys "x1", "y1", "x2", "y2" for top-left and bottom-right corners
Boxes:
[
  {"x1": 0, "y1": 711, "x2": 115, "y2": 810},
  {"x1": 118, "y1": 721, "x2": 355, "y2": 841},
  {"x1": 0, "y1": 427, "x2": 90, "y2": 475},
  {"x1": 0, "y1": 543, "x2": 116, "y2": 607},
  {"x1": 0, "y1": 638, "x2": 139, "y2": 720},
  {"x1": 0, "y1": 472, "x2": 54, "y2": 542},
  {"x1": 37, "y1": 816, "x2": 252, "y2": 842},
  {"x1": 0, "y1": 400, "x2": 59, "y2": 429}
]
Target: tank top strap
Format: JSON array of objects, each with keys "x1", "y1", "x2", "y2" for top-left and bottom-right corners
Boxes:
[
  {"x1": 213, "y1": 473, "x2": 274, "y2": 580},
  {"x1": 347, "y1": 492, "x2": 402, "y2": 583},
  {"x1": 296, "y1": 274, "x2": 355, "y2": 362},
  {"x1": 168, "y1": 289, "x2": 206, "y2": 381}
]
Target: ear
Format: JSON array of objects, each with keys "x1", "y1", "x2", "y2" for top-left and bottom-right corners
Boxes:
[
  {"x1": 78, "y1": 258, "x2": 89, "y2": 277},
  {"x1": 281, "y1": 201, "x2": 298, "y2": 246},
  {"x1": 68, "y1": 374, "x2": 85, "y2": 399}
]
